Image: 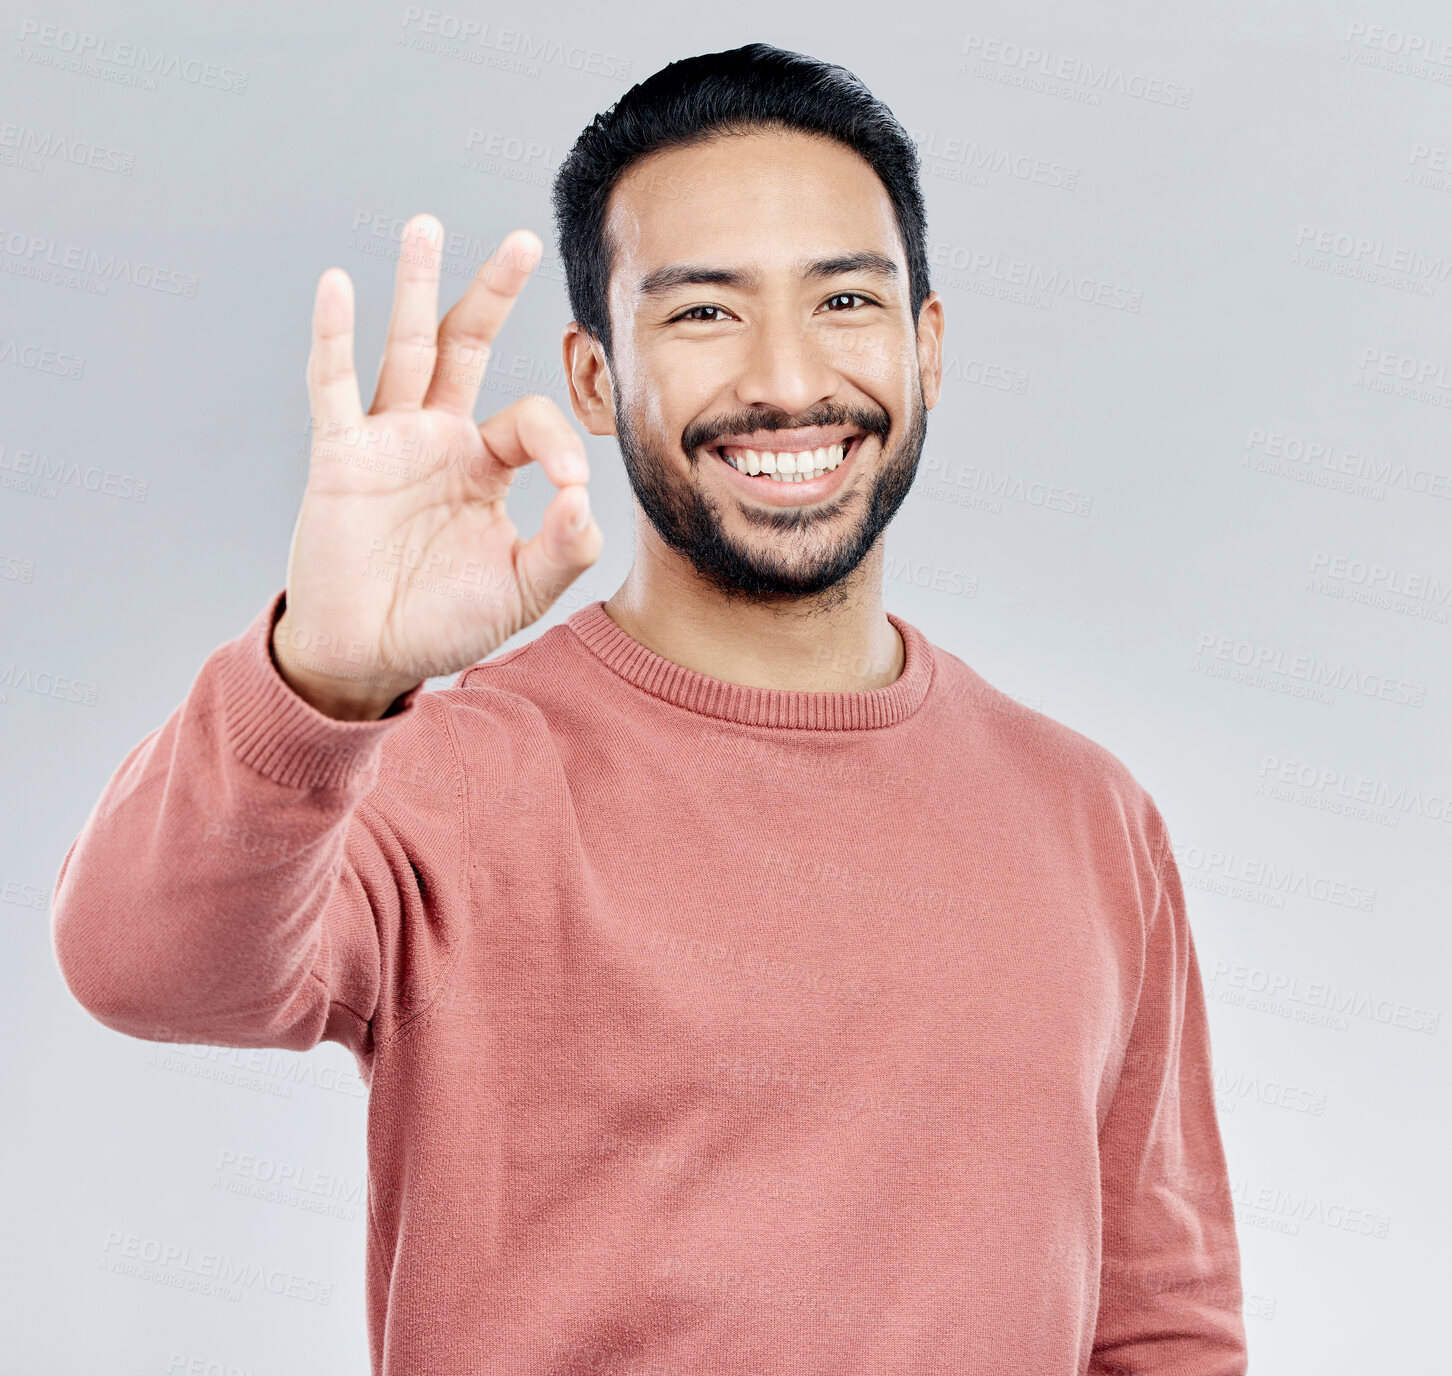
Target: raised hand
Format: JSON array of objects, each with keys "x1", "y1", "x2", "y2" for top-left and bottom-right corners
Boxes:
[{"x1": 273, "y1": 215, "x2": 603, "y2": 719}]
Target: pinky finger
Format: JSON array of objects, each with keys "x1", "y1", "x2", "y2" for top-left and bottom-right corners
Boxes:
[{"x1": 307, "y1": 268, "x2": 364, "y2": 429}]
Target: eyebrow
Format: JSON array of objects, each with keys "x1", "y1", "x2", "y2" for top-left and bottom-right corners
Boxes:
[{"x1": 635, "y1": 251, "x2": 901, "y2": 300}]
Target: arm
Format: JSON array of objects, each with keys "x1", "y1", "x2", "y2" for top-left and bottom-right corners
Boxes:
[
  {"x1": 51, "y1": 212, "x2": 598, "y2": 1059},
  {"x1": 49, "y1": 590, "x2": 463, "y2": 1062},
  {"x1": 1091, "y1": 812, "x2": 1248, "y2": 1375}
]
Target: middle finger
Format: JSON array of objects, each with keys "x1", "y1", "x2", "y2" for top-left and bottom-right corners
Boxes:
[{"x1": 423, "y1": 228, "x2": 543, "y2": 417}]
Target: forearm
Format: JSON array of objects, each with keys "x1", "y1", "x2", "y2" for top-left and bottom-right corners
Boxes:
[
  {"x1": 1092, "y1": 823, "x2": 1248, "y2": 1374},
  {"x1": 50, "y1": 591, "x2": 416, "y2": 1045}
]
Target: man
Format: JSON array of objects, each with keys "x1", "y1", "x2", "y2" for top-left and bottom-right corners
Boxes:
[{"x1": 51, "y1": 42, "x2": 1248, "y2": 1376}]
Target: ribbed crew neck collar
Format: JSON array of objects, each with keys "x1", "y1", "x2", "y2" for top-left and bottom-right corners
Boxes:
[{"x1": 564, "y1": 601, "x2": 934, "y2": 730}]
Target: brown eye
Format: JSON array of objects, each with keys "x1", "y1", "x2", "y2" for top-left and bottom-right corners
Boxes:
[
  {"x1": 823, "y1": 292, "x2": 874, "y2": 312},
  {"x1": 671, "y1": 305, "x2": 732, "y2": 323}
]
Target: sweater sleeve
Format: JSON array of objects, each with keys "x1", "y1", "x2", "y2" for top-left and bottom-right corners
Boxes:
[
  {"x1": 49, "y1": 589, "x2": 468, "y2": 1065},
  {"x1": 1090, "y1": 811, "x2": 1249, "y2": 1375}
]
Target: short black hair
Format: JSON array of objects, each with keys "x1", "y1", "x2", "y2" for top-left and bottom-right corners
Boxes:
[{"x1": 551, "y1": 42, "x2": 931, "y2": 364}]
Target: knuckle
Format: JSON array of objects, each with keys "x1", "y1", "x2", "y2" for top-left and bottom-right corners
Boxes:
[
  {"x1": 439, "y1": 320, "x2": 492, "y2": 353},
  {"x1": 438, "y1": 333, "x2": 491, "y2": 365}
]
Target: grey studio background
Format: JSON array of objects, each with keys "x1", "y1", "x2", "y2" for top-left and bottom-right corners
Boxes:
[{"x1": 3, "y1": 1, "x2": 1449, "y2": 1371}]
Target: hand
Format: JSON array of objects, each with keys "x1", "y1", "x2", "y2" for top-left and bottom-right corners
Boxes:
[{"x1": 273, "y1": 214, "x2": 603, "y2": 720}]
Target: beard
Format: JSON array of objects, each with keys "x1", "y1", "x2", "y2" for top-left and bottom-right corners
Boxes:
[{"x1": 611, "y1": 383, "x2": 928, "y2": 603}]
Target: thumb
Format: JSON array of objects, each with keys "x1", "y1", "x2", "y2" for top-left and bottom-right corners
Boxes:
[{"x1": 514, "y1": 484, "x2": 601, "y2": 623}]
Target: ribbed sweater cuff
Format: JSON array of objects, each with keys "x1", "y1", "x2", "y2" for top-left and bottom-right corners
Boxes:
[{"x1": 211, "y1": 589, "x2": 424, "y2": 792}]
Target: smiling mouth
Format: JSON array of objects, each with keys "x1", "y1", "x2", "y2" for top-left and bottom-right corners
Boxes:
[{"x1": 711, "y1": 434, "x2": 864, "y2": 483}]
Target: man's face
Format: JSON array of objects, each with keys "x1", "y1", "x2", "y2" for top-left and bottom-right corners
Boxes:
[{"x1": 582, "y1": 127, "x2": 942, "y2": 602}]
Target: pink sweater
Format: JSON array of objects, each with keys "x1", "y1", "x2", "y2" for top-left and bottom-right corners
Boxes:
[{"x1": 51, "y1": 589, "x2": 1247, "y2": 1375}]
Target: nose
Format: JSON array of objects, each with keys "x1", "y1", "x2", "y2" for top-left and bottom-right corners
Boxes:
[{"x1": 730, "y1": 309, "x2": 841, "y2": 420}]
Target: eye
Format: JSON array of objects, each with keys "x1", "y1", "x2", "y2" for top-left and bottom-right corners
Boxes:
[
  {"x1": 668, "y1": 304, "x2": 736, "y2": 323},
  {"x1": 821, "y1": 292, "x2": 877, "y2": 312}
]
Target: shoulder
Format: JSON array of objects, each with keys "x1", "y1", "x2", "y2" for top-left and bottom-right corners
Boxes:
[
  {"x1": 924, "y1": 639, "x2": 1174, "y2": 952},
  {"x1": 389, "y1": 621, "x2": 578, "y2": 736},
  {"x1": 362, "y1": 623, "x2": 583, "y2": 820},
  {"x1": 446, "y1": 620, "x2": 581, "y2": 728},
  {"x1": 926, "y1": 639, "x2": 1169, "y2": 864}
]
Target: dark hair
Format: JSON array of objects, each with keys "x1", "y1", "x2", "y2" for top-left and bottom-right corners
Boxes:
[{"x1": 551, "y1": 42, "x2": 931, "y2": 363}]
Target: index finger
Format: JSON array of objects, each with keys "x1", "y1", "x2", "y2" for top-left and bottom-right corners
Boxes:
[
  {"x1": 423, "y1": 228, "x2": 543, "y2": 416},
  {"x1": 476, "y1": 393, "x2": 589, "y2": 492}
]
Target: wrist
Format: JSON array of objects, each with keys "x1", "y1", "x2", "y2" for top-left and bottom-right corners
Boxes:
[
  {"x1": 270, "y1": 616, "x2": 419, "y2": 721},
  {"x1": 279, "y1": 669, "x2": 412, "y2": 721}
]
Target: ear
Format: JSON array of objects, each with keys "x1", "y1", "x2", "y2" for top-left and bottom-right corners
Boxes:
[
  {"x1": 915, "y1": 292, "x2": 945, "y2": 410},
  {"x1": 562, "y1": 322, "x2": 617, "y2": 437}
]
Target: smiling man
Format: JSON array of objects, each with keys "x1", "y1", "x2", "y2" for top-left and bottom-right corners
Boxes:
[{"x1": 51, "y1": 43, "x2": 1247, "y2": 1376}]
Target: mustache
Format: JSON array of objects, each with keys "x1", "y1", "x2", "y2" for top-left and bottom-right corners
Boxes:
[{"x1": 681, "y1": 405, "x2": 892, "y2": 454}]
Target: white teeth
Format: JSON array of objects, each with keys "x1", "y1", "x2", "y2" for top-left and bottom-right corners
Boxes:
[{"x1": 720, "y1": 440, "x2": 851, "y2": 483}]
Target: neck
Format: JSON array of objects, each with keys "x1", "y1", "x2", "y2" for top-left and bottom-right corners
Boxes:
[{"x1": 602, "y1": 526, "x2": 904, "y2": 694}]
